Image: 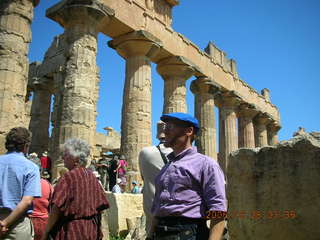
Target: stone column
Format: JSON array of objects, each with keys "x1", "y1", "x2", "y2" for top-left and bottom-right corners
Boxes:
[
  {"x1": 108, "y1": 31, "x2": 162, "y2": 178},
  {"x1": 238, "y1": 103, "x2": 258, "y2": 148},
  {"x1": 157, "y1": 56, "x2": 195, "y2": 113},
  {"x1": 254, "y1": 113, "x2": 272, "y2": 147},
  {"x1": 190, "y1": 77, "x2": 219, "y2": 160},
  {"x1": 0, "y1": 0, "x2": 39, "y2": 154},
  {"x1": 216, "y1": 92, "x2": 240, "y2": 173},
  {"x1": 268, "y1": 121, "x2": 281, "y2": 145},
  {"x1": 46, "y1": 2, "x2": 113, "y2": 153},
  {"x1": 29, "y1": 78, "x2": 51, "y2": 155}
]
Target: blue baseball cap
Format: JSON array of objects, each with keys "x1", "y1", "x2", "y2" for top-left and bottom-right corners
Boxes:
[{"x1": 160, "y1": 112, "x2": 199, "y2": 132}]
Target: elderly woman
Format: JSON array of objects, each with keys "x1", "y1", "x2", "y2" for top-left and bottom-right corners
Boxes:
[{"x1": 42, "y1": 139, "x2": 109, "y2": 240}]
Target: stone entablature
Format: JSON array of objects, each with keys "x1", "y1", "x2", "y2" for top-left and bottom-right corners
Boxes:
[{"x1": 102, "y1": 0, "x2": 280, "y2": 122}]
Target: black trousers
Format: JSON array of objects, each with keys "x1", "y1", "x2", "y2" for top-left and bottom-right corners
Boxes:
[{"x1": 154, "y1": 217, "x2": 209, "y2": 240}]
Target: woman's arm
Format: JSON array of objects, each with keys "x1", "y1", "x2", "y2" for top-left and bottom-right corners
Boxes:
[{"x1": 41, "y1": 204, "x2": 62, "y2": 240}]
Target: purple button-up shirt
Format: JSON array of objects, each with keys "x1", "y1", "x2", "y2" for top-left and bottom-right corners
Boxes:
[{"x1": 151, "y1": 147, "x2": 227, "y2": 218}]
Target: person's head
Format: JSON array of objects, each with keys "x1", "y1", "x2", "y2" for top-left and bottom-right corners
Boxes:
[
  {"x1": 59, "y1": 167, "x2": 68, "y2": 177},
  {"x1": 61, "y1": 139, "x2": 90, "y2": 170},
  {"x1": 42, "y1": 151, "x2": 48, "y2": 157},
  {"x1": 132, "y1": 181, "x2": 137, "y2": 186},
  {"x1": 41, "y1": 170, "x2": 50, "y2": 179},
  {"x1": 5, "y1": 127, "x2": 31, "y2": 154},
  {"x1": 119, "y1": 154, "x2": 126, "y2": 160},
  {"x1": 157, "y1": 120, "x2": 166, "y2": 143},
  {"x1": 116, "y1": 178, "x2": 122, "y2": 185},
  {"x1": 160, "y1": 112, "x2": 199, "y2": 150}
]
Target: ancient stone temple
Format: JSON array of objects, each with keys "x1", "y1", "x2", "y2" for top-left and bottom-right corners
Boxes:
[{"x1": 0, "y1": 0, "x2": 281, "y2": 180}]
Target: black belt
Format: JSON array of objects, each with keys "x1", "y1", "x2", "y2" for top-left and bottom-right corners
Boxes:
[{"x1": 157, "y1": 216, "x2": 206, "y2": 226}]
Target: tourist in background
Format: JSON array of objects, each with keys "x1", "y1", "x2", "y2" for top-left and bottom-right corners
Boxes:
[
  {"x1": 130, "y1": 181, "x2": 140, "y2": 194},
  {"x1": 138, "y1": 120, "x2": 172, "y2": 233},
  {"x1": 42, "y1": 139, "x2": 109, "y2": 240},
  {"x1": 116, "y1": 155, "x2": 128, "y2": 192},
  {"x1": 29, "y1": 171, "x2": 53, "y2": 240},
  {"x1": 108, "y1": 155, "x2": 118, "y2": 191},
  {"x1": 112, "y1": 178, "x2": 122, "y2": 193},
  {"x1": 40, "y1": 151, "x2": 51, "y2": 175},
  {"x1": 0, "y1": 127, "x2": 41, "y2": 239},
  {"x1": 96, "y1": 153, "x2": 111, "y2": 190}
]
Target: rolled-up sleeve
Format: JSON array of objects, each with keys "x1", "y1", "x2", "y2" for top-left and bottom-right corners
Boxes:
[{"x1": 202, "y1": 159, "x2": 227, "y2": 212}]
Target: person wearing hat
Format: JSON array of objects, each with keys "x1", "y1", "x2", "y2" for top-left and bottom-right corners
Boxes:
[
  {"x1": 149, "y1": 113, "x2": 227, "y2": 240},
  {"x1": 112, "y1": 178, "x2": 122, "y2": 193},
  {"x1": 96, "y1": 153, "x2": 111, "y2": 191},
  {"x1": 138, "y1": 120, "x2": 172, "y2": 233},
  {"x1": 130, "y1": 181, "x2": 140, "y2": 194}
]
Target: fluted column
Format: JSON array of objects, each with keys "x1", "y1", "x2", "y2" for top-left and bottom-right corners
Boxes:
[
  {"x1": 268, "y1": 121, "x2": 281, "y2": 145},
  {"x1": 29, "y1": 78, "x2": 51, "y2": 155},
  {"x1": 108, "y1": 31, "x2": 162, "y2": 176},
  {"x1": 0, "y1": 0, "x2": 39, "y2": 154},
  {"x1": 190, "y1": 77, "x2": 219, "y2": 159},
  {"x1": 216, "y1": 92, "x2": 240, "y2": 173},
  {"x1": 254, "y1": 113, "x2": 272, "y2": 147},
  {"x1": 157, "y1": 56, "x2": 195, "y2": 113},
  {"x1": 46, "y1": 2, "x2": 113, "y2": 155},
  {"x1": 238, "y1": 103, "x2": 258, "y2": 148}
]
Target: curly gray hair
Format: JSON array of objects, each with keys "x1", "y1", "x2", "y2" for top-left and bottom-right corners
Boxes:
[{"x1": 62, "y1": 139, "x2": 90, "y2": 167}]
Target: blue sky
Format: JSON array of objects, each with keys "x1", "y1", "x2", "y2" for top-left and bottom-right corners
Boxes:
[{"x1": 29, "y1": 0, "x2": 320, "y2": 145}]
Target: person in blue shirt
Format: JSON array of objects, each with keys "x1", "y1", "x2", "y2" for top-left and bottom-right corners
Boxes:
[
  {"x1": 0, "y1": 127, "x2": 41, "y2": 239},
  {"x1": 131, "y1": 181, "x2": 140, "y2": 194}
]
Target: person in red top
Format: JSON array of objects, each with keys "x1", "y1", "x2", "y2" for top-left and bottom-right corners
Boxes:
[
  {"x1": 40, "y1": 151, "x2": 51, "y2": 173},
  {"x1": 29, "y1": 172, "x2": 53, "y2": 240},
  {"x1": 42, "y1": 139, "x2": 109, "y2": 240}
]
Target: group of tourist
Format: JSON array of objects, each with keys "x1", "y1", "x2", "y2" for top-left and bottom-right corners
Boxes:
[
  {"x1": 89, "y1": 153, "x2": 129, "y2": 192},
  {"x1": 0, "y1": 112, "x2": 227, "y2": 240},
  {"x1": 0, "y1": 127, "x2": 109, "y2": 240}
]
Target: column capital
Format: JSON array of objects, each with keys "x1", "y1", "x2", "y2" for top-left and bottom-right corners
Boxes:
[
  {"x1": 157, "y1": 56, "x2": 197, "y2": 80},
  {"x1": 254, "y1": 112, "x2": 273, "y2": 125},
  {"x1": 108, "y1": 30, "x2": 162, "y2": 59},
  {"x1": 46, "y1": 0, "x2": 114, "y2": 32},
  {"x1": 215, "y1": 91, "x2": 241, "y2": 109},
  {"x1": 190, "y1": 77, "x2": 220, "y2": 95},
  {"x1": 238, "y1": 103, "x2": 259, "y2": 119},
  {"x1": 268, "y1": 120, "x2": 281, "y2": 132},
  {"x1": 30, "y1": 77, "x2": 52, "y2": 92}
]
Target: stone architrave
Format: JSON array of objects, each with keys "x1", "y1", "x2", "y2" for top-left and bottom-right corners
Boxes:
[
  {"x1": 108, "y1": 30, "x2": 162, "y2": 179},
  {"x1": 238, "y1": 103, "x2": 258, "y2": 148},
  {"x1": 46, "y1": 1, "x2": 114, "y2": 157},
  {"x1": 267, "y1": 120, "x2": 281, "y2": 145},
  {"x1": 0, "y1": 0, "x2": 39, "y2": 154},
  {"x1": 254, "y1": 112, "x2": 272, "y2": 147},
  {"x1": 190, "y1": 77, "x2": 219, "y2": 160},
  {"x1": 29, "y1": 77, "x2": 51, "y2": 155},
  {"x1": 216, "y1": 91, "x2": 240, "y2": 173},
  {"x1": 157, "y1": 56, "x2": 196, "y2": 113}
]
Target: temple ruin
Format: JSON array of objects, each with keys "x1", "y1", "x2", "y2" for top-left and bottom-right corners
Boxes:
[{"x1": 0, "y1": 0, "x2": 281, "y2": 179}]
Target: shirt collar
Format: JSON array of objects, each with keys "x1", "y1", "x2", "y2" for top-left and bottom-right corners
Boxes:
[{"x1": 167, "y1": 146, "x2": 197, "y2": 162}]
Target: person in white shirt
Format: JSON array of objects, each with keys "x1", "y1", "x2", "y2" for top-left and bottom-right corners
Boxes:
[{"x1": 138, "y1": 121, "x2": 172, "y2": 234}]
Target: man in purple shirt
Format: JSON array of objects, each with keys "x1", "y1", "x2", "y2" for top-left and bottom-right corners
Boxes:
[{"x1": 149, "y1": 112, "x2": 227, "y2": 240}]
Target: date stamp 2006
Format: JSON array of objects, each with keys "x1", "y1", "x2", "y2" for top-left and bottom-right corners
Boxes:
[{"x1": 205, "y1": 210, "x2": 297, "y2": 220}]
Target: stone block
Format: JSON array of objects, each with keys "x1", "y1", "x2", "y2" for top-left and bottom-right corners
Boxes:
[
  {"x1": 105, "y1": 192, "x2": 143, "y2": 236},
  {"x1": 228, "y1": 133, "x2": 320, "y2": 240}
]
